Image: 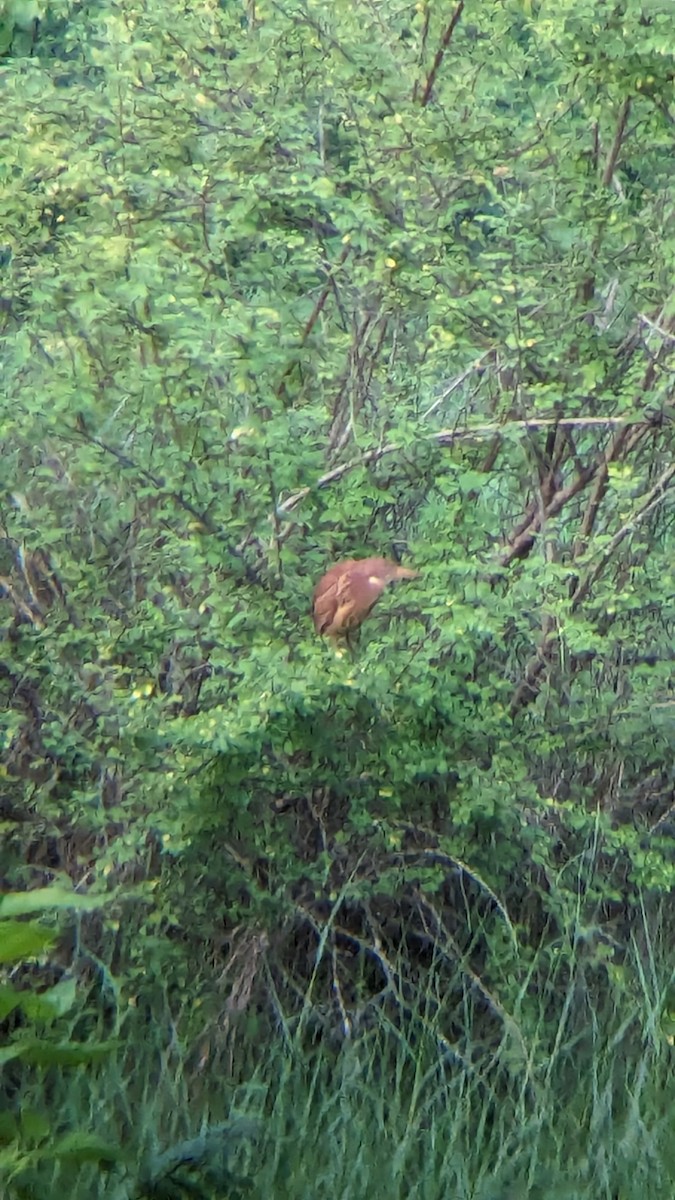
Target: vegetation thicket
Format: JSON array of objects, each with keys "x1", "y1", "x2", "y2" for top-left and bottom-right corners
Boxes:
[{"x1": 0, "y1": 0, "x2": 673, "y2": 1195}]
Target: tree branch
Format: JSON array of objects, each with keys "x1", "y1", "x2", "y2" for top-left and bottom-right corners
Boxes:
[
  {"x1": 275, "y1": 244, "x2": 351, "y2": 401},
  {"x1": 419, "y1": 2, "x2": 465, "y2": 108},
  {"x1": 602, "y1": 96, "x2": 631, "y2": 188},
  {"x1": 277, "y1": 416, "x2": 640, "y2": 518}
]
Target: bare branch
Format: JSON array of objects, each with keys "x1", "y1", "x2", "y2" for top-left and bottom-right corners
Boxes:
[
  {"x1": 419, "y1": 1, "x2": 465, "y2": 108},
  {"x1": 504, "y1": 420, "x2": 653, "y2": 567},
  {"x1": 420, "y1": 354, "x2": 492, "y2": 420},
  {"x1": 574, "y1": 425, "x2": 632, "y2": 556},
  {"x1": 639, "y1": 312, "x2": 675, "y2": 344},
  {"x1": 508, "y1": 621, "x2": 558, "y2": 719},
  {"x1": 501, "y1": 463, "x2": 598, "y2": 567}
]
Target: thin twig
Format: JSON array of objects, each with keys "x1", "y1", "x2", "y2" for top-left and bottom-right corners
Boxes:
[
  {"x1": 275, "y1": 244, "x2": 351, "y2": 400},
  {"x1": 420, "y1": 353, "x2": 492, "y2": 419}
]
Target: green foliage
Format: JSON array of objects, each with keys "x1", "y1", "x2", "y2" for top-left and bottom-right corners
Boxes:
[
  {"x1": 0, "y1": 920, "x2": 56, "y2": 965},
  {"x1": 0, "y1": 0, "x2": 674, "y2": 1191},
  {"x1": 0, "y1": 938, "x2": 672, "y2": 1198}
]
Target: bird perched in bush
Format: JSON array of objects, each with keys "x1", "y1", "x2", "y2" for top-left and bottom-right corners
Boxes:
[{"x1": 312, "y1": 556, "x2": 419, "y2": 640}]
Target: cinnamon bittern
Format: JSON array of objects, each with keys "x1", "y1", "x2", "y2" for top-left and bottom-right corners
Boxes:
[{"x1": 312, "y1": 556, "x2": 419, "y2": 640}]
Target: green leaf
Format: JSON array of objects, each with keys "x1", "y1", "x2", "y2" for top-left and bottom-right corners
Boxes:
[
  {"x1": 0, "y1": 983, "x2": 22, "y2": 1022},
  {"x1": 0, "y1": 920, "x2": 56, "y2": 964},
  {"x1": 12, "y1": 1039, "x2": 119, "y2": 1067},
  {"x1": 0, "y1": 1110, "x2": 19, "y2": 1145},
  {"x1": 0, "y1": 888, "x2": 110, "y2": 917},
  {"x1": 48, "y1": 1132, "x2": 126, "y2": 1165},
  {"x1": 19, "y1": 976, "x2": 78, "y2": 1022},
  {"x1": 20, "y1": 1108, "x2": 51, "y2": 1144}
]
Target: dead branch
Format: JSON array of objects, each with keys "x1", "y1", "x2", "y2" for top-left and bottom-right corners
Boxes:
[
  {"x1": 503, "y1": 418, "x2": 654, "y2": 567},
  {"x1": 500, "y1": 462, "x2": 599, "y2": 566},
  {"x1": 421, "y1": 353, "x2": 492, "y2": 420}
]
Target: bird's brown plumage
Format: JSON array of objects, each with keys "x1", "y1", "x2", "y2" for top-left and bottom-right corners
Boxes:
[{"x1": 312, "y1": 556, "x2": 419, "y2": 639}]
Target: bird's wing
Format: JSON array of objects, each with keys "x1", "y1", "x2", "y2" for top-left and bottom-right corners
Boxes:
[{"x1": 313, "y1": 568, "x2": 357, "y2": 636}]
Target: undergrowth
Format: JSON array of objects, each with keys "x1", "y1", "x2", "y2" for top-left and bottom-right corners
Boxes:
[{"x1": 2, "y1": 902, "x2": 672, "y2": 1200}]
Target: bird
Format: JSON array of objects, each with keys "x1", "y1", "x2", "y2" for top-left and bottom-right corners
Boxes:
[{"x1": 312, "y1": 556, "x2": 420, "y2": 640}]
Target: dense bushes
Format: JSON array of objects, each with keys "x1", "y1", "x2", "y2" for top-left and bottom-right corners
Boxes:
[{"x1": 1, "y1": 0, "x2": 674, "y2": 1193}]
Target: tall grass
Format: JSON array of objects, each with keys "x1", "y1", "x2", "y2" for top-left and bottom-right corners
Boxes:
[{"x1": 2, "y1": 910, "x2": 673, "y2": 1199}]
